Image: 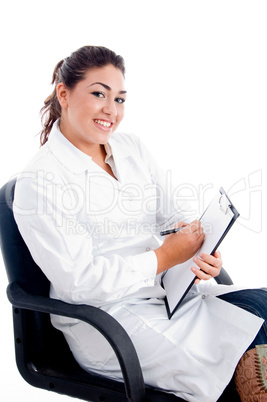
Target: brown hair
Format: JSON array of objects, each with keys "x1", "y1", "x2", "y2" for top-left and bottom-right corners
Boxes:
[{"x1": 40, "y1": 46, "x2": 125, "y2": 145}]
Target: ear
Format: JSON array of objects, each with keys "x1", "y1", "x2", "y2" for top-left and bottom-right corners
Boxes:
[{"x1": 57, "y1": 82, "x2": 69, "y2": 109}]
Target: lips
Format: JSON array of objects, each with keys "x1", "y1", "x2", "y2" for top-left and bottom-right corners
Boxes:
[{"x1": 94, "y1": 119, "x2": 113, "y2": 128}]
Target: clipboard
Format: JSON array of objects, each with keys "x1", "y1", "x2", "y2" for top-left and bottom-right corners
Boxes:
[{"x1": 162, "y1": 187, "x2": 239, "y2": 319}]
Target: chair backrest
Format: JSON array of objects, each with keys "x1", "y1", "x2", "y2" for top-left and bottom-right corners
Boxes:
[
  {"x1": 0, "y1": 179, "x2": 81, "y2": 373},
  {"x1": 0, "y1": 179, "x2": 50, "y2": 296}
]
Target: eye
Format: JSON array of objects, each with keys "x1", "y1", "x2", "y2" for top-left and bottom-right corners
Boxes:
[
  {"x1": 115, "y1": 97, "x2": 126, "y2": 104},
  {"x1": 92, "y1": 91, "x2": 105, "y2": 98}
]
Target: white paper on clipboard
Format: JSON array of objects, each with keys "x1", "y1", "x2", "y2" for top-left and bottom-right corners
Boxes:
[{"x1": 162, "y1": 187, "x2": 239, "y2": 319}]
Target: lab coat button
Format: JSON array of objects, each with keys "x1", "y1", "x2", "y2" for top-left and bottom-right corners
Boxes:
[
  {"x1": 146, "y1": 247, "x2": 150, "y2": 251},
  {"x1": 202, "y1": 295, "x2": 206, "y2": 299}
]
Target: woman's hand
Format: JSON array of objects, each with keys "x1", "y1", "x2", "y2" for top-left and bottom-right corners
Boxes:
[
  {"x1": 191, "y1": 251, "x2": 222, "y2": 284},
  {"x1": 155, "y1": 220, "x2": 205, "y2": 274}
]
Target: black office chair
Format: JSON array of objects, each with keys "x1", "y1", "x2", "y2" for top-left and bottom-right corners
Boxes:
[{"x1": 0, "y1": 179, "x2": 240, "y2": 401}]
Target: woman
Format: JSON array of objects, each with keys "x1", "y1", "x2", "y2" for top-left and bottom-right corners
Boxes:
[{"x1": 13, "y1": 46, "x2": 266, "y2": 401}]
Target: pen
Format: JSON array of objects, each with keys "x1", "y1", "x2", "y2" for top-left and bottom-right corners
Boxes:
[{"x1": 160, "y1": 227, "x2": 182, "y2": 236}]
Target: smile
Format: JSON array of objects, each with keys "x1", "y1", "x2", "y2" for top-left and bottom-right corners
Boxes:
[{"x1": 94, "y1": 119, "x2": 112, "y2": 128}]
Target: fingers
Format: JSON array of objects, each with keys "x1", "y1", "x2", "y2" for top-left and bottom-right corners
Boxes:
[
  {"x1": 174, "y1": 221, "x2": 188, "y2": 229},
  {"x1": 191, "y1": 265, "x2": 213, "y2": 282},
  {"x1": 191, "y1": 251, "x2": 222, "y2": 283},
  {"x1": 174, "y1": 220, "x2": 203, "y2": 237},
  {"x1": 198, "y1": 251, "x2": 222, "y2": 268},
  {"x1": 180, "y1": 220, "x2": 204, "y2": 239},
  {"x1": 190, "y1": 221, "x2": 205, "y2": 241},
  {"x1": 187, "y1": 220, "x2": 202, "y2": 233}
]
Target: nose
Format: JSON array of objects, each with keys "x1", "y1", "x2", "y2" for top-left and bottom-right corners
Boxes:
[{"x1": 103, "y1": 99, "x2": 117, "y2": 117}]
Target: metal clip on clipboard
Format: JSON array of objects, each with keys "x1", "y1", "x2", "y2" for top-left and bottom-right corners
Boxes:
[{"x1": 219, "y1": 193, "x2": 231, "y2": 215}]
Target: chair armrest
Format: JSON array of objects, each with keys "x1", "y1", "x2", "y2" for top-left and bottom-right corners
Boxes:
[
  {"x1": 215, "y1": 267, "x2": 234, "y2": 285},
  {"x1": 7, "y1": 281, "x2": 145, "y2": 402}
]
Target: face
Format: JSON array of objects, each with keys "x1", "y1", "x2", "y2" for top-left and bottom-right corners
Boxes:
[{"x1": 57, "y1": 64, "x2": 126, "y2": 155}]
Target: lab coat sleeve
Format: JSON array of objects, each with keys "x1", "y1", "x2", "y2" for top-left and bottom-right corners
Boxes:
[{"x1": 13, "y1": 173, "x2": 158, "y2": 306}]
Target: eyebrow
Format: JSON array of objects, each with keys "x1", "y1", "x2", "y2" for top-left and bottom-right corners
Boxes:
[{"x1": 89, "y1": 82, "x2": 127, "y2": 94}]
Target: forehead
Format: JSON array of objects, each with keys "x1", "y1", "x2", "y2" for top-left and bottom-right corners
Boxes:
[{"x1": 82, "y1": 65, "x2": 125, "y2": 90}]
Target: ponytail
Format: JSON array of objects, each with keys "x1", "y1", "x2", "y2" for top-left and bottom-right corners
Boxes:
[{"x1": 40, "y1": 60, "x2": 64, "y2": 146}]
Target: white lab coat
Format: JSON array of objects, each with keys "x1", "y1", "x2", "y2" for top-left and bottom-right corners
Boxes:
[{"x1": 14, "y1": 121, "x2": 263, "y2": 401}]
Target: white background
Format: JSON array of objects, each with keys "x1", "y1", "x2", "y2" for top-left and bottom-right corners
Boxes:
[{"x1": 0, "y1": 0, "x2": 266, "y2": 400}]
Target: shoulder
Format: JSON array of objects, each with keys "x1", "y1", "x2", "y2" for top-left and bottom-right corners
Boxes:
[
  {"x1": 14, "y1": 141, "x2": 66, "y2": 207},
  {"x1": 18, "y1": 143, "x2": 56, "y2": 174}
]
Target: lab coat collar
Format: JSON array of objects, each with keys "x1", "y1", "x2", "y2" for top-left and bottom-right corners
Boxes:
[
  {"x1": 47, "y1": 121, "x2": 93, "y2": 174},
  {"x1": 47, "y1": 121, "x2": 130, "y2": 174}
]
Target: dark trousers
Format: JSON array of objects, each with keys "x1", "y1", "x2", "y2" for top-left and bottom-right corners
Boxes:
[{"x1": 217, "y1": 288, "x2": 267, "y2": 400}]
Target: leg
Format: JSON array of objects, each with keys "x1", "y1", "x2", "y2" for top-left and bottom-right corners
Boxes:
[{"x1": 218, "y1": 289, "x2": 267, "y2": 401}]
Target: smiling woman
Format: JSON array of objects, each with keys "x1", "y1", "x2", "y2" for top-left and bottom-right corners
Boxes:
[
  {"x1": 40, "y1": 46, "x2": 126, "y2": 147},
  {"x1": 40, "y1": 46, "x2": 126, "y2": 175},
  {"x1": 12, "y1": 45, "x2": 267, "y2": 401},
  {"x1": 57, "y1": 66, "x2": 126, "y2": 157}
]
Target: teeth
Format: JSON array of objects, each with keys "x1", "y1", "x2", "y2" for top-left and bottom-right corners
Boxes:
[{"x1": 94, "y1": 119, "x2": 111, "y2": 127}]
